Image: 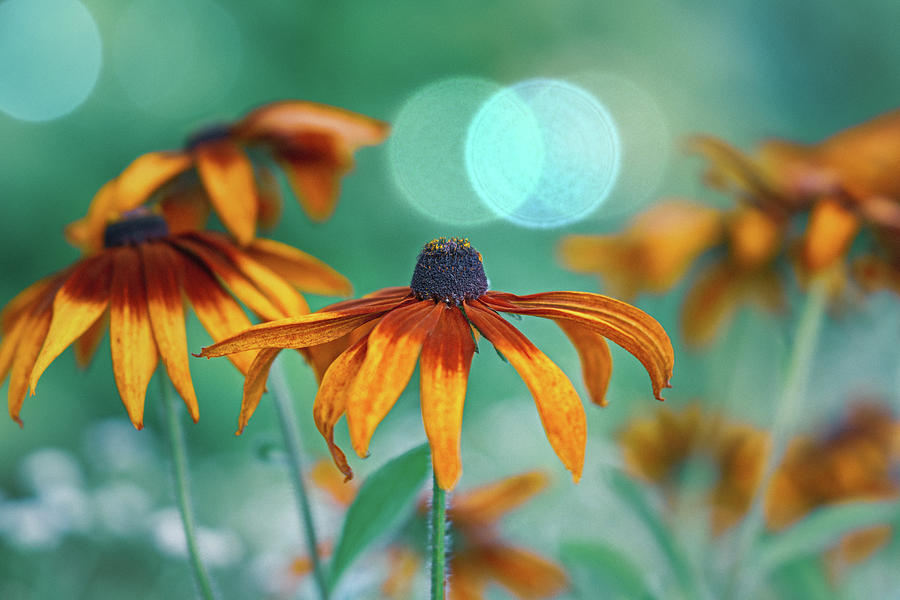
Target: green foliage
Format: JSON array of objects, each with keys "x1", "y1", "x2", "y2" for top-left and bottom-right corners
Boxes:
[
  {"x1": 327, "y1": 443, "x2": 431, "y2": 590},
  {"x1": 561, "y1": 540, "x2": 657, "y2": 600}
]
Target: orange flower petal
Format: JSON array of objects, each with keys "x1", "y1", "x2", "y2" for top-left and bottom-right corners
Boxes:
[
  {"x1": 680, "y1": 262, "x2": 743, "y2": 348},
  {"x1": 802, "y1": 198, "x2": 860, "y2": 272},
  {"x1": 193, "y1": 139, "x2": 258, "y2": 245},
  {"x1": 450, "y1": 471, "x2": 550, "y2": 525},
  {"x1": 280, "y1": 158, "x2": 343, "y2": 222},
  {"x1": 74, "y1": 311, "x2": 108, "y2": 368},
  {"x1": 189, "y1": 232, "x2": 310, "y2": 317},
  {"x1": 554, "y1": 318, "x2": 612, "y2": 407},
  {"x1": 200, "y1": 296, "x2": 409, "y2": 358},
  {"x1": 466, "y1": 302, "x2": 586, "y2": 482},
  {"x1": 29, "y1": 254, "x2": 113, "y2": 394},
  {"x1": 313, "y1": 335, "x2": 370, "y2": 480},
  {"x1": 172, "y1": 235, "x2": 287, "y2": 322},
  {"x1": 0, "y1": 276, "x2": 54, "y2": 333},
  {"x1": 346, "y1": 301, "x2": 443, "y2": 457},
  {"x1": 420, "y1": 304, "x2": 476, "y2": 490},
  {"x1": 381, "y1": 546, "x2": 420, "y2": 599},
  {"x1": 159, "y1": 187, "x2": 212, "y2": 234},
  {"x1": 309, "y1": 458, "x2": 357, "y2": 506},
  {"x1": 141, "y1": 243, "x2": 199, "y2": 422},
  {"x1": 180, "y1": 255, "x2": 255, "y2": 374},
  {"x1": 245, "y1": 237, "x2": 353, "y2": 296},
  {"x1": 255, "y1": 164, "x2": 283, "y2": 229},
  {"x1": 482, "y1": 291, "x2": 673, "y2": 401},
  {"x1": 109, "y1": 247, "x2": 158, "y2": 429},
  {"x1": 301, "y1": 319, "x2": 376, "y2": 383},
  {"x1": 728, "y1": 206, "x2": 783, "y2": 269},
  {"x1": 236, "y1": 347, "x2": 281, "y2": 434},
  {"x1": 687, "y1": 135, "x2": 777, "y2": 202},
  {"x1": 7, "y1": 293, "x2": 54, "y2": 425},
  {"x1": 0, "y1": 310, "x2": 28, "y2": 383},
  {"x1": 448, "y1": 554, "x2": 488, "y2": 600},
  {"x1": 478, "y1": 544, "x2": 568, "y2": 598}
]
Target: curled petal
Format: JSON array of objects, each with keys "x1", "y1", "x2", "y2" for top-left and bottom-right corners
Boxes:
[
  {"x1": 141, "y1": 243, "x2": 199, "y2": 421},
  {"x1": 313, "y1": 335, "x2": 370, "y2": 480},
  {"x1": 346, "y1": 301, "x2": 443, "y2": 457},
  {"x1": 194, "y1": 139, "x2": 258, "y2": 245},
  {"x1": 245, "y1": 237, "x2": 352, "y2": 296},
  {"x1": 554, "y1": 319, "x2": 612, "y2": 407},
  {"x1": 29, "y1": 254, "x2": 113, "y2": 393},
  {"x1": 450, "y1": 471, "x2": 550, "y2": 525},
  {"x1": 482, "y1": 291, "x2": 673, "y2": 401},
  {"x1": 236, "y1": 348, "x2": 281, "y2": 434},
  {"x1": 109, "y1": 247, "x2": 158, "y2": 429},
  {"x1": 466, "y1": 302, "x2": 586, "y2": 482},
  {"x1": 802, "y1": 197, "x2": 860, "y2": 272},
  {"x1": 200, "y1": 296, "x2": 409, "y2": 358},
  {"x1": 309, "y1": 459, "x2": 357, "y2": 506},
  {"x1": 420, "y1": 305, "x2": 476, "y2": 490}
]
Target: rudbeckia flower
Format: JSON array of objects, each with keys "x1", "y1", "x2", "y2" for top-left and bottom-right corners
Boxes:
[
  {"x1": 559, "y1": 200, "x2": 787, "y2": 347},
  {"x1": 0, "y1": 209, "x2": 350, "y2": 428},
  {"x1": 619, "y1": 404, "x2": 769, "y2": 533},
  {"x1": 200, "y1": 237, "x2": 674, "y2": 490},
  {"x1": 765, "y1": 403, "x2": 900, "y2": 573},
  {"x1": 384, "y1": 471, "x2": 567, "y2": 600},
  {"x1": 66, "y1": 100, "x2": 390, "y2": 251}
]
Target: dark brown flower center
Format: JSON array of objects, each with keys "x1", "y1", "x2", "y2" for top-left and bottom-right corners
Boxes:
[
  {"x1": 103, "y1": 210, "x2": 170, "y2": 248},
  {"x1": 410, "y1": 237, "x2": 488, "y2": 304}
]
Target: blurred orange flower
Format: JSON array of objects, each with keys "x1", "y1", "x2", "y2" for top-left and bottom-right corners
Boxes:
[
  {"x1": 200, "y1": 237, "x2": 675, "y2": 490},
  {"x1": 384, "y1": 471, "x2": 568, "y2": 600},
  {"x1": 66, "y1": 101, "x2": 389, "y2": 250},
  {"x1": 619, "y1": 404, "x2": 770, "y2": 534},
  {"x1": 765, "y1": 403, "x2": 900, "y2": 572},
  {"x1": 0, "y1": 209, "x2": 350, "y2": 428}
]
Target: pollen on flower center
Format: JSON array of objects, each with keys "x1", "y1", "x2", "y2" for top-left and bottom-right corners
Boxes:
[
  {"x1": 185, "y1": 123, "x2": 233, "y2": 150},
  {"x1": 410, "y1": 237, "x2": 488, "y2": 304},
  {"x1": 103, "y1": 210, "x2": 170, "y2": 248}
]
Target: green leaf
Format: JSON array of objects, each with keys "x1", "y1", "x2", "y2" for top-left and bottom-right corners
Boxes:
[
  {"x1": 327, "y1": 443, "x2": 431, "y2": 589},
  {"x1": 754, "y1": 499, "x2": 900, "y2": 575},
  {"x1": 561, "y1": 540, "x2": 657, "y2": 600}
]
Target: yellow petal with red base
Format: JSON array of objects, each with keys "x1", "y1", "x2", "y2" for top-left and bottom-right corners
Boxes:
[
  {"x1": 802, "y1": 198, "x2": 860, "y2": 272},
  {"x1": 8, "y1": 294, "x2": 54, "y2": 425},
  {"x1": 29, "y1": 254, "x2": 113, "y2": 393},
  {"x1": 236, "y1": 347, "x2": 281, "y2": 434},
  {"x1": 194, "y1": 139, "x2": 258, "y2": 245},
  {"x1": 450, "y1": 471, "x2": 550, "y2": 525},
  {"x1": 555, "y1": 318, "x2": 612, "y2": 407},
  {"x1": 467, "y1": 302, "x2": 586, "y2": 483},
  {"x1": 313, "y1": 335, "x2": 370, "y2": 480},
  {"x1": 246, "y1": 237, "x2": 353, "y2": 296},
  {"x1": 0, "y1": 309, "x2": 29, "y2": 383},
  {"x1": 420, "y1": 305, "x2": 476, "y2": 490},
  {"x1": 74, "y1": 311, "x2": 108, "y2": 368},
  {"x1": 141, "y1": 243, "x2": 199, "y2": 421},
  {"x1": 109, "y1": 247, "x2": 158, "y2": 429},
  {"x1": 346, "y1": 301, "x2": 443, "y2": 458}
]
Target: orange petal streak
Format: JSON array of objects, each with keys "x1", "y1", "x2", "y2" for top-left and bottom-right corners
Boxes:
[
  {"x1": 246, "y1": 237, "x2": 353, "y2": 296},
  {"x1": 345, "y1": 301, "x2": 443, "y2": 458},
  {"x1": 555, "y1": 318, "x2": 613, "y2": 407},
  {"x1": 29, "y1": 255, "x2": 113, "y2": 393},
  {"x1": 141, "y1": 243, "x2": 199, "y2": 421},
  {"x1": 467, "y1": 302, "x2": 587, "y2": 482},
  {"x1": 236, "y1": 348, "x2": 281, "y2": 434},
  {"x1": 479, "y1": 544, "x2": 568, "y2": 598},
  {"x1": 420, "y1": 305, "x2": 476, "y2": 490},
  {"x1": 109, "y1": 247, "x2": 158, "y2": 428},
  {"x1": 194, "y1": 139, "x2": 258, "y2": 245},
  {"x1": 450, "y1": 471, "x2": 550, "y2": 525}
]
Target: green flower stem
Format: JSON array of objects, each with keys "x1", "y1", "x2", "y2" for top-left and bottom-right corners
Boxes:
[
  {"x1": 728, "y1": 278, "x2": 829, "y2": 599},
  {"x1": 159, "y1": 370, "x2": 217, "y2": 600},
  {"x1": 268, "y1": 359, "x2": 329, "y2": 600},
  {"x1": 430, "y1": 470, "x2": 447, "y2": 600}
]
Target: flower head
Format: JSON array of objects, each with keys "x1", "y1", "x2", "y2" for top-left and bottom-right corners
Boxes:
[
  {"x1": 0, "y1": 209, "x2": 350, "y2": 428},
  {"x1": 200, "y1": 237, "x2": 674, "y2": 490},
  {"x1": 65, "y1": 101, "x2": 389, "y2": 251}
]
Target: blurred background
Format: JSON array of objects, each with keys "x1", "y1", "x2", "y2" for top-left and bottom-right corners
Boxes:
[{"x1": 1, "y1": 0, "x2": 899, "y2": 598}]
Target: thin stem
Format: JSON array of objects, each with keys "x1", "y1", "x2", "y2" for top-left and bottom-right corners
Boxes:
[
  {"x1": 727, "y1": 278, "x2": 829, "y2": 599},
  {"x1": 268, "y1": 359, "x2": 330, "y2": 600},
  {"x1": 430, "y1": 471, "x2": 447, "y2": 600},
  {"x1": 159, "y1": 370, "x2": 217, "y2": 600}
]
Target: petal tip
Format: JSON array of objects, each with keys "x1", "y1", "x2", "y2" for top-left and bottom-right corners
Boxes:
[{"x1": 12, "y1": 415, "x2": 23, "y2": 428}]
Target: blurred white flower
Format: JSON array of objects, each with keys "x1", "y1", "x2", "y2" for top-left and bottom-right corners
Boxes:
[
  {"x1": 92, "y1": 481, "x2": 153, "y2": 536},
  {"x1": 18, "y1": 448, "x2": 83, "y2": 495},
  {"x1": 150, "y1": 508, "x2": 243, "y2": 567},
  {"x1": 83, "y1": 418, "x2": 156, "y2": 474}
]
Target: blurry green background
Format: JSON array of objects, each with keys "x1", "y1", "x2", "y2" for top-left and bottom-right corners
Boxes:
[{"x1": 1, "y1": 0, "x2": 899, "y2": 598}]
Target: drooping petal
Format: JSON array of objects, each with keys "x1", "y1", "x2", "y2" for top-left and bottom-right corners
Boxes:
[
  {"x1": 345, "y1": 301, "x2": 444, "y2": 458},
  {"x1": 478, "y1": 544, "x2": 568, "y2": 598},
  {"x1": 680, "y1": 262, "x2": 744, "y2": 348},
  {"x1": 309, "y1": 459, "x2": 357, "y2": 506},
  {"x1": 188, "y1": 232, "x2": 310, "y2": 317},
  {"x1": 280, "y1": 157, "x2": 344, "y2": 222},
  {"x1": 159, "y1": 186, "x2": 212, "y2": 234},
  {"x1": 193, "y1": 139, "x2": 258, "y2": 245},
  {"x1": 109, "y1": 247, "x2": 158, "y2": 429},
  {"x1": 420, "y1": 305, "x2": 476, "y2": 490},
  {"x1": 141, "y1": 243, "x2": 199, "y2": 421},
  {"x1": 0, "y1": 309, "x2": 28, "y2": 383},
  {"x1": 200, "y1": 296, "x2": 409, "y2": 358},
  {"x1": 74, "y1": 311, "x2": 108, "y2": 368},
  {"x1": 236, "y1": 347, "x2": 281, "y2": 434},
  {"x1": 255, "y1": 164, "x2": 284, "y2": 229},
  {"x1": 450, "y1": 471, "x2": 550, "y2": 525},
  {"x1": 466, "y1": 302, "x2": 586, "y2": 482},
  {"x1": 313, "y1": 335, "x2": 370, "y2": 480},
  {"x1": 245, "y1": 237, "x2": 353, "y2": 296},
  {"x1": 301, "y1": 319, "x2": 376, "y2": 382},
  {"x1": 171, "y1": 235, "x2": 287, "y2": 321},
  {"x1": 180, "y1": 254, "x2": 255, "y2": 374},
  {"x1": 482, "y1": 291, "x2": 673, "y2": 401},
  {"x1": 0, "y1": 276, "x2": 54, "y2": 333},
  {"x1": 802, "y1": 197, "x2": 860, "y2": 272},
  {"x1": 29, "y1": 254, "x2": 113, "y2": 393},
  {"x1": 554, "y1": 319, "x2": 612, "y2": 407},
  {"x1": 8, "y1": 292, "x2": 54, "y2": 425}
]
